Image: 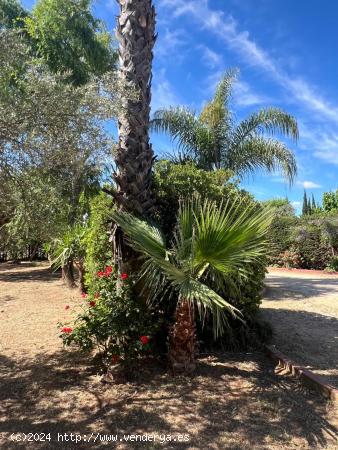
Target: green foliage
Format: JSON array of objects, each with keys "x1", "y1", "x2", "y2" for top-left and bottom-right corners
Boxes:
[
  {"x1": 266, "y1": 199, "x2": 298, "y2": 265},
  {"x1": 111, "y1": 196, "x2": 273, "y2": 338},
  {"x1": 268, "y1": 212, "x2": 335, "y2": 270},
  {"x1": 0, "y1": 169, "x2": 67, "y2": 259},
  {"x1": 1, "y1": 0, "x2": 116, "y2": 85},
  {"x1": 152, "y1": 69, "x2": 298, "y2": 181},
  {"x1": 302, "y1": 190, "x2": 309, "y2": 216},
  {"x1": 153, "y1": 160, "x2": 252, "y2": 237},
  {"x1": 293, "y1": 220, "x2": 332, "y2": 270},
  {"x1": 323, "y1": 190, "x2": 338, "y2": 213},
  {"x1": 262, "y1": 198, "x2": 295, "y2": 217},
  {"x1": 50, "y1": 224, "x2": 86, "y2": 269},
  {"x1": 0, "y1": 0, "x2": 28, "y2": 29},
  {"x1": 83, "y1": 192, "x2": 113, "y2": 286},
  {"x1": 59, "y1": 267, "x2": 159, "y2": 362}
]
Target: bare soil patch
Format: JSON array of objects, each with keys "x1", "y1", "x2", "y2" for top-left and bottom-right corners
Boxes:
[
  {"x1": 262, "y1": 269, "x2": 338, "y2": 388},
  {"x1": 0, "y1": 263, "x2": 337, "y2": 449}
]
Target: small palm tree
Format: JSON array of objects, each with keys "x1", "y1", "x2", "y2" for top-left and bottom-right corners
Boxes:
[
  {"x1": 111, "y1": 196, "x2": 272, "y2": 373},
  {"x1": 152, "y1": 69, "x2": 298, "y2": 182}
]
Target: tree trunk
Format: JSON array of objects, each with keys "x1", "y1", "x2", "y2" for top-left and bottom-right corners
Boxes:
[
  {"x1": 62, "y1": 260, "x2": 76, "y2": 289},
  {"x1": 74, "y1": 259, "x2": 86, "y2": 293},
  {"x1": 169, "y1": 299, "x2": 197, "y2": 374},
  {"x1": 29, "y1": 242, "x2": 39, "y2": 261},
  {"x1": 114, "y1": 0, "x2": 156, "y2": 217}
]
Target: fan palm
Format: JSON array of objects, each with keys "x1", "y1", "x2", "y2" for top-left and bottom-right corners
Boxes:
[
  {"x1": 151, "y1": 69, "x2": 298, "y2": 182},
  {"x1": 111, "y1": 196, "x2": 272, "y2": 373}
]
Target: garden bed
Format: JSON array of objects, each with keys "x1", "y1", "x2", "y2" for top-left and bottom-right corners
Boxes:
[{"x1": 0, "y1": 263, "x2": 337, "y2": 449}]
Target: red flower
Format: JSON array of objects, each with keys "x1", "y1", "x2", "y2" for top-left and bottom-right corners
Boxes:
[
  {"x1": 64, "y1": 305, "x2": 70, "y2": 310},
  {"x1": 111, "y1": 354, "x2": 120, "y2": 364},
  {"x1": 140, "y1": 335, "x2": 149, "y2": 345},
  {"x1": 89, "y1": 301, "x2": 96, "y2": 307},
  {"x1": 94, "y1": 293, "x2": 100, "y2": 299},
  {"x1": 105, "y1": 266, "x2": 113, "y2": 274},
  {"x1": 97, "y1": 271, "x2": 104, "y2": 278},
  {"x1": 121, "y1": 272, "x2": 128, "y2": 280},
  {"x1": 81, "y1": 292, "x2": 87, "y2": 298},
  {"x1": 61, "y1": 327, "x2": 73, "y2": 334}
]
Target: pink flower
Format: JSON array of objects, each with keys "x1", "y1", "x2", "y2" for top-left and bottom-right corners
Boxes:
[
  {"x1": 97, "y1": 271, "x2": 104, "y2": 278},
  {"x1": 121, "y1": 273, "x2": 128, "y2": 280},
  {"x1": 61, "y1": 327, "x2": 73, "y2": 334},
  {"x1": 64, "y1": 305, "x2": 70, "y2": 310},
  {"x1": 140, "y1": 335, "x2": 149, "y2": 345},
  {"x1": 105, "y1": 266, "x2": 113, "y2": 274},
  {"x1": 81, "y1": 292, "x2": 87, "y2": 298}
]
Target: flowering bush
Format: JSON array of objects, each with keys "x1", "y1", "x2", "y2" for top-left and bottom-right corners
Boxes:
[
  {"x1": 59, "y1": 265, "x2": 159, "y2": 365},
  {"x1": 275, "y1": 248, "x2": 301, "y2": 269}
]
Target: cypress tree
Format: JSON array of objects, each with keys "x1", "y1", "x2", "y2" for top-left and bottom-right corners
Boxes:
[
  {"x1": 311, "y1": 193, "x2": 316, "y2": 212},
  {"x1": 302, "y1": 190, "x2": 308, "y2": 216}
]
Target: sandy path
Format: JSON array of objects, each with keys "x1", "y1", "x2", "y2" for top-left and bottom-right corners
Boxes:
[
  {"x1": 261, "y1": 269, "x2": 338, "y2": 388},
  {"x1": 0, "y1": 263, "x2": 337, "y2": 449}
]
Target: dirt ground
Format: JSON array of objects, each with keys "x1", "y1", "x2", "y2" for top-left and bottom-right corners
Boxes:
[
  {"x1": 0, "y1": 263, "x2": 337, "y2": 450},
  {"x1": 262, "y1": 268, "x2": 338, "y2": 388}
]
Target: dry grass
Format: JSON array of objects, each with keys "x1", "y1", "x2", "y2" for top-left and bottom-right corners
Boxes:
[
  {"x1": 262, "y1": 270, "x2": 338, "y2": 387},
  {"x1": 0, "y1": 263, "x2": 337, "y2": 449}
]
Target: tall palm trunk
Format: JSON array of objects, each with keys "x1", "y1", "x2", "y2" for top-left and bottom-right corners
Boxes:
[
  {"x1": 115, "y1": 0, "x2": 156, "y2": 217},
  {"x1": 169, "y1": 299, "x2": 197, "y2": 374}
]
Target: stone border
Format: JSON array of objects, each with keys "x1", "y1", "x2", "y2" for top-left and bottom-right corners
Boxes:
[{"x1": 265, "y1": 345, "x2": 338, "y2": 403}]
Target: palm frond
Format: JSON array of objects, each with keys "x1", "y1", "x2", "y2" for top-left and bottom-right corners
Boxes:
[
  {"x1": 227, "y1": 136, "x2": 297, "y2": 183},
  {"x1": 230, "y1": 107, "x2": 299, "y2": 152},
  {"x1": 191, "y1": 197, "x2": 273, "y2": 278},
  {"x1": 179, "y1": 278, "x2": 242, "y2": 338},
  {"x1": 151, "y1": 107, "x2": 212, "y2": 164}
]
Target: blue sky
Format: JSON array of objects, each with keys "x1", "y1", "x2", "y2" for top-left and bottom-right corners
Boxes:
[{"x1": 23, "y1": 0, "x2": 338, "y2": 212}]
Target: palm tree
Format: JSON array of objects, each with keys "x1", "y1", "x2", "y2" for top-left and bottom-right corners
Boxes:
[
  {"x1": 152, "y1": 69, "x2": 299, "y2": 182},
  {"x1": 114, "y1": 0, "x2": 156, "y2": 216},
  {"x1": 111, "y1": 196, "x2": 272, "y2": 373}
]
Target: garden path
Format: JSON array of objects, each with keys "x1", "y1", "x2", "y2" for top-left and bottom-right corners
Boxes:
[{"x1": 262, "y1": 269, "x2": 338, "y2": 388}]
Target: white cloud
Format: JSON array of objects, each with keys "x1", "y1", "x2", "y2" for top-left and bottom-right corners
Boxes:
[
  {"x1": 199, "y1": 45, "x2": 223, "y2": 69},
  {"x1": 233, "y1": 80, "x2": 269, "y2": 107},
  {"x1": 296, "y1": 181, "x2": 322, "y2": 189},
  {"x1": 155, "y1": 28, "x2": 188, "y2": 60},
  {"x1": 291, "y1": 201, "x2": 301, "y2": 207},
  {"x1": 151, "y1": 69, "x2": 179, "y2": 112},
  {"x1": 159, "y1": 0, "x2": 338, "y2": 124}
]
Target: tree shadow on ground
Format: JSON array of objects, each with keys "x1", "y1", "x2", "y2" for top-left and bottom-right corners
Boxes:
[
  {"x1": 261, "y1": 308, "x2": 338, "y2": 388},
  {"x1": 264, "y1": 274, "x2": 338, "y2": 301},
  {"x1": 0, "y1": 351, "x2": 336, "y2": 449},
  {"x1": 0, "y1": 267, "x2": 61, "y2": 284}
]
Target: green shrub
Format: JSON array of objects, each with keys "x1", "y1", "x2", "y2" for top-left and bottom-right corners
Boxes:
[
  {"x1": 293, "y1": 221, "x2": 332, "y2": 270},
  {"x1": 326, "y1": 256, "x2": 338, "y2": 272},
  {"x1": 153, "y1": 160, "x2": 253, "y2": 237},
  {"x1": 83, "y1": 192, "x2": 113, "y2": 286},
  {"x1": 59, "y1": 265, "x2": 159, "y2": 364}
]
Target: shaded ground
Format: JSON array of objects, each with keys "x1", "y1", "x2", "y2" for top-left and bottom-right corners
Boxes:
[
  {"x1": 0, "y1": 263, "x2": 337, "y2": 449},
  {"x1": 262, "y1": 269, "x2": 338, "y2": 388}
]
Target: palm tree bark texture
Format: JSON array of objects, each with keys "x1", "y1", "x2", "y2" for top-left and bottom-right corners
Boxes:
[
  {"x1": 115, "y1": 0, "x2": 156, "y2": 217},
  {"x1": 169, "y1": 299, "x2": 197, "y2": 374}
]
